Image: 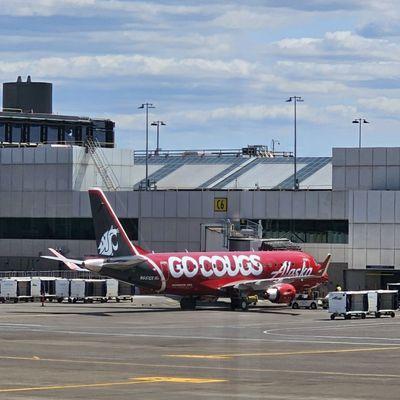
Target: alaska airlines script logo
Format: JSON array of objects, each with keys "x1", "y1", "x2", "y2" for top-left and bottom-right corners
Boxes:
[
  {"x1": 98, "y1": 225, "x2": 119, "y2": 256},
  {"x1": 270, "y1": 260, "x2": 313, "y2": 278}
]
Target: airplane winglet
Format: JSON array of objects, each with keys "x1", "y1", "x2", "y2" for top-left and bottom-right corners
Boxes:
[{"x1": 320, "y1": 253, "x2": 332, "y2": 276}]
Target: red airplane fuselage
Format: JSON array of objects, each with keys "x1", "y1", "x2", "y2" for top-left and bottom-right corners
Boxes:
[{"x1": 126, "y1": 249, "x2": 327, "y2": 297}]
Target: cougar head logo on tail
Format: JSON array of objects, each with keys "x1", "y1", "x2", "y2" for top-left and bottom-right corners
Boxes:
[{"x1": 98, "y1": 225, "x2": 119, "y2": 256}]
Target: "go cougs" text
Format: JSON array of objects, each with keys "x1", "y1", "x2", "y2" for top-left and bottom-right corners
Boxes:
[{"x1": 167, "y1": 254, "x2": 263, "y2": 278}]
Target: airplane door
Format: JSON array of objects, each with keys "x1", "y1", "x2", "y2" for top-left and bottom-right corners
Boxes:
[{"x1": 160, "y1": 261, "x2": 169, "y2": 280}]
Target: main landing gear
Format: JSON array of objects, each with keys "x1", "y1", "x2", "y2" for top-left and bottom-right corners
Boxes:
[
  {"x1": 230, "y1": 295, "x2": 258, "y2": 311},
  {"x1": 180, "y1": 297, "x2": 197, "y2": 311}
]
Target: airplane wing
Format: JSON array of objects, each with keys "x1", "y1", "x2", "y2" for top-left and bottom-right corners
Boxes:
[
  {"x1": 42, "y1": 248, "x2": 88, "y2": 272},
  {"x1": 210, "y1": 253, "x2": 332, "y2": 292},
  {"x1": 219, "y1": 275, "x2": 322, "y2": 291}
]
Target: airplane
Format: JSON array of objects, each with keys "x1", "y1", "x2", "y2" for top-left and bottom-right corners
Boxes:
[{"x1": 43, "y1": 187, "x2": 331, "y2": 311}]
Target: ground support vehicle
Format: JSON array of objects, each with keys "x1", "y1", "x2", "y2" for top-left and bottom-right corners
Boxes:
[
  {"x1": 290, "y1": 293, "x2": 318, "y2": 309},
  {"x1": 328, "y1": 291, "x2": 369, "y2": 320},
  {"x1": 367, "y1": 290, "x2": 397, "y2": 318}
]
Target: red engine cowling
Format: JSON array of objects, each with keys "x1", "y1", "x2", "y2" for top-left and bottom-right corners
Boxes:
[{"x1": 264, "y1": 283, "x2": 296, "y2": 304}]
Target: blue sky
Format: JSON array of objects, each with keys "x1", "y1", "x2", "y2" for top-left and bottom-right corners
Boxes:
[{"x1": 1, "y1": 0, "x2": 400, "y2": 155}]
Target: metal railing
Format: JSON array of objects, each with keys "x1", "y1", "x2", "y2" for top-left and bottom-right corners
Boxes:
[
  {"x1": 0, "y1": 270, "x2": 99, "y2": 279},
  {"x1": 133, "y1": 148, "x2": 294, "y2": 159},
  {"x1": 86, "y1": 137, "x2": 119, "y2": 191}
]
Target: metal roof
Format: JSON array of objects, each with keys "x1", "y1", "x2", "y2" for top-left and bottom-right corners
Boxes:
[{"x1": 134, "y1": 154, "x2": 332, "y2": 190}]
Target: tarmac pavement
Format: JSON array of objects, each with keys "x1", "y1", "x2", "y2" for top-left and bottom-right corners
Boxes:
[{"x1": 0, "y1": 298, "x2": 398, "y2": 399}]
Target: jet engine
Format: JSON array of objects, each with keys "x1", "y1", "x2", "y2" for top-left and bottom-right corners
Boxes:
[{"x1": 264, "y1": 283, "x2": 296, "y2": 304}]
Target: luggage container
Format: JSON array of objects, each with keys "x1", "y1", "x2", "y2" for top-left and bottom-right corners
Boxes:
[
  {"x1": 18, "y1": 277, "x2": 34, "y2": 301},
  {"x1": 0, "y1": 278, "x2": 33, "y2": 302},
  {"x1": 0, "y1": 278, "x2": 18, "y2": 302},
  {"x1": 106, "y1": 279, "x2": 118, "y2": 301},
  {"x1": 117, "y1": 281, "x2": 135, "y2": 302},
  {"x1": 368, "y1": 290, "x2": 397, "y2": 318},
  {"x1": 328, "y1": 291, "x2": 369, "y2": 320},
  {"x1": 386, "y1": 283, "x2": 400, "y2": 305},
  {"x1": 70, "y1": 279, "x2": 107, "y2": 303},
  {"x1": 35, "y1": 277, "x2": 57, "y2": 301},
  {"x1": 55, "y1": 279, "x2": 70, "y2": 303}
]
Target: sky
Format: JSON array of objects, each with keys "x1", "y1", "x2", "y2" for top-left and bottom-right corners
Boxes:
[{"x1": 1, "y1": 0, "x2": 400, "y2": 156}]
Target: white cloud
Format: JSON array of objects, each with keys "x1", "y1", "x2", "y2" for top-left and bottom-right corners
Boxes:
[
  {"x1": 0, "y1": 0, "x2": 205, "y2": 18},
  {"x1": 358, "y1": 96, "x2": 400, "y2": 116},
  {"x1": 271, "y1": 31, "x2": 400, "y2": 60},
  {"x1": 211, "y1": 8, "x2": 288, "y2": 29},
  {"x1": 0, "y1": 54, "x2": 256, "y2": 81}
]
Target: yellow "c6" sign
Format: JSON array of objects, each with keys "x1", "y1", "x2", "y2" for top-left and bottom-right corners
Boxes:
[{"x1": 214, "y1": 197, "x2": 228, "y2": 212}]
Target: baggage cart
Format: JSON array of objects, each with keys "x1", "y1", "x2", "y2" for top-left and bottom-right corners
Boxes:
[
  {"x1": 55, "y1": 279, "x2": 70, "y2": 303},
  {"x1": 70, "y1": 279, "x2": 107, "y2": 303},
  {"x1": 0, "y1": 278, "x2": 34, "y2": 302},
  {"x1": 34, "y1": 277, "x2": 58, "y2": 301},
  {"x1": 0, "y1": 278, "x2": 18, "y2": 302},
  {"x1": 105, "y1": 279, "x2": 118, "y2": 302},
  {"x1": 386, "y1": 283, "x2": 400, "y2": 306},
  {"x1": 328, "y1": 291, "x2": 368, "y2": 320},
  {"x1": 117, "y1": 281, "x2": 135, "y2": 302},
  {"x1": 368, "y1": 290, "x2": 397, "y2": 318}
]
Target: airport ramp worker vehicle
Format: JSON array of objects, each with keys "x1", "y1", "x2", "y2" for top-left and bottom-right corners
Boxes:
[{"x1": 290, "y1": 292, "x2": 318, "y2": 309}]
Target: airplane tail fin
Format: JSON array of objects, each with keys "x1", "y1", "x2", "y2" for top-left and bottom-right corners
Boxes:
[
  {"x1": 320, "y1": 253, "x2": 331, "y2": 280},
  {"x1": 88, "y1": 188, "x2": 140, "y2": 257}
]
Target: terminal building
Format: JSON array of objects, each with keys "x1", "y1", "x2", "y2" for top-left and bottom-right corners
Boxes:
[{"x1": 0, "y1": 77, "x2": 399, "y2": 291}]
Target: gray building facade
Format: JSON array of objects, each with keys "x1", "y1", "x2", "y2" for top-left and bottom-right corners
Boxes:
[{"x1": 0, "y1": 144, "x2": 399, "y2": 290}]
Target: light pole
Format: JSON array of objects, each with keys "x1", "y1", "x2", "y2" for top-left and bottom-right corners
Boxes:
[
  {"x1": 271, "y1": 139, "x2": 280, "y2": 153},
  {"x1": 352, "y1": 118, "x2": 369, "y2": 148},
  {"x1": 151, "y1": 120, "x2": 166, "y2": 155},
  {"x1": 286, "y1": 96, "x2": 303, "y2": 190},
  {"x1": 138, "y1": 103, "x2": 155, "y2": 190}
]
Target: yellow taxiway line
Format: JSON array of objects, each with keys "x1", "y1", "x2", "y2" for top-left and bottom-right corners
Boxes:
[
  {"x1": 165, "y1": 346, "x2": 400, "y2": 359},
  {"x1": 0, "y1": 376, "x2": 226, "y2": 393},
  {"x1": 1, "y1": 353, "x2": 400, "y2": 381}
]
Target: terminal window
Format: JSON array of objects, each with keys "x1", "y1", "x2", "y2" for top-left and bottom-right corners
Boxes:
[
  {"x1": 29, "y1": 125, "x2": 41, "y2": 142},
  {"x1": 0, "y1": 123, "x2": 5, "y2": 142},
  {"x1": 46, "y1": 126, "x2": 59, "y2": 143},
  {"x1": 11, "y1": 124, "x2": 22, "y2": 142},
  {"x1": 0, "y1": 218, "x2": 138, "y2": 241},
  {"x1": 260, "y1": 219, "x2": 348, "y2": 244}
]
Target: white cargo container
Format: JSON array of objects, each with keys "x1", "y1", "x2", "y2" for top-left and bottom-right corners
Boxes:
[
  {"x1": 37, "y1": 277, "x2": 58, "y2": 301},
  {"x1": 386, "y1": 283, "x2": 400, "y2": 305},
  {"x1": 117, "y1": 281, "x2": 135, "y2": 302},
  {"x1": 106, "y1": 279, "x2": 118, "y2": 301},
  {"x1": 328, "y1": 291, "x2": 369, "y2": 320},
  {"x1": 367, "y1": 290, "x2": 397, "y2": 318},
  {"x1": 70, "y1": 279, "x2": 107, "y2": 303},
  {"x1": 55, "y1": 279, "x2": 70, "y2": 303},
  {"x1": 0, "y1": 279, "x2": 18, "y2": 302},
  {"x1": 0, "y1": 277, "x2": 34, "y2": 302}
]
